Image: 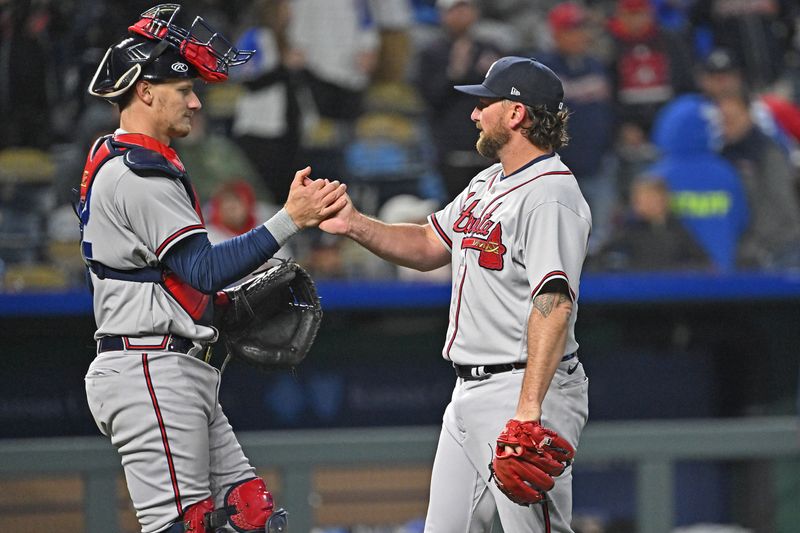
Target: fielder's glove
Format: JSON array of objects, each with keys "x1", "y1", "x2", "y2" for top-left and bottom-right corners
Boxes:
[
  {"x1": 489, "y1": 419, "x2": 575, "y2": 505},
  {"x1": 216, "y1": 260, "x2": 322, "y2": 371}
]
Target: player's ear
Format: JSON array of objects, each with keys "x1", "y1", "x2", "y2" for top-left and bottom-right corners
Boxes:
[
  {"x1": 509, "y1": 102, "x2": 528, "y2": 129},
  {"x1": 135, "y1": 80, "x2": 154, "y2": 105}
]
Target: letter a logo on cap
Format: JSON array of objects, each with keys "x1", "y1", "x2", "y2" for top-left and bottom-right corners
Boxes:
[{"x1": 485, "y1": 59, "x2": 499, "y2": 79}]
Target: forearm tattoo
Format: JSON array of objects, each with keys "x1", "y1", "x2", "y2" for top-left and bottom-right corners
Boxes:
[{"x1": 532, "y1": 292, "x2": 570, "y2": 318}]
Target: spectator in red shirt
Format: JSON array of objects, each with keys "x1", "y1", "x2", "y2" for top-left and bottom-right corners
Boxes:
[{"x1": 607, "y1": 0, "x2": 695, "y2": 138}]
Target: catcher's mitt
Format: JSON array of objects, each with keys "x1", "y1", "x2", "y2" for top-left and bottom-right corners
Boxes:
[
  {"x1": 489, "y1": 419, "x2": 575, "y2": 505},
  {"x1": 216, "y1": 260, "x2": 322, "y2": 371}
]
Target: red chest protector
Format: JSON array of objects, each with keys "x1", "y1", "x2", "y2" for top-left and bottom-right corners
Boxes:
[{"x1": 78, "y1": 133, "x2": 212, "y2": 324}]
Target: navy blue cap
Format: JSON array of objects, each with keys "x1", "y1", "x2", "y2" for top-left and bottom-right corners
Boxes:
[{"x1": 454, "y1": 56, "x2": 564, "y2": 112}]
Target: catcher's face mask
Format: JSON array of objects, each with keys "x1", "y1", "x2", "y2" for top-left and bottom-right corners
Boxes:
[{"x1": 88, "y1": 3, "x2": 254, "y2": 102}]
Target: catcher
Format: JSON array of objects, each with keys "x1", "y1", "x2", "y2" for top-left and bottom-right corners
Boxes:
[{"x1": 79, "y1": 5, "x2": 337, "y2": 532}]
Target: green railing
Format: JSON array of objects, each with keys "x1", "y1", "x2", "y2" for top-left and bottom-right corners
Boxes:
[{"x1": 0, "y1": 417, "x2": 798, "y2": 533}]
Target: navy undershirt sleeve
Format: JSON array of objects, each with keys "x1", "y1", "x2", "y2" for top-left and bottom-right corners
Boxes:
[{"x1": 162, "y1": 226, "x2": 280, "y2": 293}]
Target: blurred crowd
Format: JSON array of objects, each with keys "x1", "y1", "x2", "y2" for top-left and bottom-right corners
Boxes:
[{"x1": 2, "y1": 0, "x2": 800, "y2": 290}]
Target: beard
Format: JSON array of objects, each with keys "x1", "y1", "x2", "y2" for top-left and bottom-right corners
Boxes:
[{"x1": 476, "y1": 125, "x2": 510, "y2": 159}]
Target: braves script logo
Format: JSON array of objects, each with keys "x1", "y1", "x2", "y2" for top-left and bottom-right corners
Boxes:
[{"x1": 453, "y1": 197, "x2": 507, "y2": 270}]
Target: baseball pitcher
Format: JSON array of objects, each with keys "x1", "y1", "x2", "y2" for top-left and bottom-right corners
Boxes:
[
  {"x1": 79, "y1": 5, "x2": 345, "y2": 532},
  {"x1": 320, "y1": 57, "x2": 591, "y2": 532}
]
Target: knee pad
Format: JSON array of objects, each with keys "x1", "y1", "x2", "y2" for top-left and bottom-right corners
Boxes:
[
  {"x1": 162, "y1": 497, "x2": 214, "y2": 533},
  {"x1": 211, "y1": 477, "x2": 282, "y2": 533}
]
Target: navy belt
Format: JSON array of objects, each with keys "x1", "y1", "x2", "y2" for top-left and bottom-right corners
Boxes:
[
  {"x1": 97, "y1": 335, "x2": 226, "y2": 371},
  {"x1": 97, "y1": 335, "x2": 196, "y2": 354},
  {"x1": 454, "y1": 352, "x2": 576, "y2": 381}
]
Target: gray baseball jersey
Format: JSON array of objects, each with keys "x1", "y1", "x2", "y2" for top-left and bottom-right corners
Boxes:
[
  {"x1": 83, "y1": 153, "x2": 216, "y2": 342},
  {"x1": 429, "y1": 153, "x2": 591, "y2": 365},
  {"x1": 82, "y1": 132, "x2": 255, "y2": 533},
  {"x1": 424, "y1": 152, "x2": 591, "y2": 532}
]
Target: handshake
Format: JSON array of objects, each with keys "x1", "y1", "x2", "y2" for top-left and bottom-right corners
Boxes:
[{"x1": 282, "y1": 166, "x2": 352, "y2": 235}]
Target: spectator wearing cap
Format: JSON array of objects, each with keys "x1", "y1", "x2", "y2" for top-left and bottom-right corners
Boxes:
[
  {"x1": 414, "y1": 0, "x2": 503, "y2": 200},
  {"x1": 606, "y1": 0, "x2": 695, "y2": 137},
  {"x1": 689, "y1": 0, "x2": 797, "y2": 91},
  {"x1": 717, "y1": 88, "x2": 800, "y2": 270},
  {"x1": 696, "y1": 47, "x2": 747, "y2": 101},
  {"x1": 698, "y1": 47, "x2": 798, "y2": 156},
  {"x1": 538, "y1": 1, "x2": 618, "y2": 253}
]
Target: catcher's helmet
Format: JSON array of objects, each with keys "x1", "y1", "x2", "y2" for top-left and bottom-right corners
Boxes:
[{"x1": 88, "y1": 3, "x2": 254, "y2": 103}]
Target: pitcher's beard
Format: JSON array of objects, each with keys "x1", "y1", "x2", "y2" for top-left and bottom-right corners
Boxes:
[{"x1": 476, "y1": 128, "x2": 510, "y2": 159}]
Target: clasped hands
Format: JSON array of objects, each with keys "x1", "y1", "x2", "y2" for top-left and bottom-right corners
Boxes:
[{"x1": 283, "y1": 166, "x2": 352, "y2": 231}]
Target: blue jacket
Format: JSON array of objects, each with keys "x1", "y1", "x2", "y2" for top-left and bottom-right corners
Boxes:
[
  {"x1": 649, "y1": 94, "x2": 749, "y2": 271},
  {"x1": 537, "y1": 51, "x2": 614, "y2": 178}
]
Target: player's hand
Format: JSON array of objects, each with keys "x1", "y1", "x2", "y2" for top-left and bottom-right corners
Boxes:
[
  {"x1": 490, "y1": 419, "x2": 575, "y2": 506},
  {"x1": 318, "y1": 192, "x2": 356, "y2": 235},
  {"x1": 284, "y1": 167, "x2": 347, "y2": 228}
]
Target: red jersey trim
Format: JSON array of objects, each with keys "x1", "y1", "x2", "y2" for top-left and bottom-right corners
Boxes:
[
  {"x1": 476, "y1": 171, "x2": 573, "y2": 221},
  {"x1": 123, "y1": 335, "x2": 169, "y2": 350},
  {"x1": 429, "y1": 214, "x2": 452, "y2": 250},
  {"x1": 444, "y1": 262, "x2": 468, "y2": 360},
  {"x1": 530, "y1": 270, "x2": 575, "y2": 301},
  {"x1": 487, "y1": 172, "x2": 500, "y2": 190},
  {"x1": 155, "y1": 224, "x2": 206, "y2": 259}
]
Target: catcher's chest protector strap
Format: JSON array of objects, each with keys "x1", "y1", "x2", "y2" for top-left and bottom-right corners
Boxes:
[
  {"x1": 76, "y1": 134, "x2": 211, "y2": 322},
  {"x1": 76, "y1": 135, "x2": 150, "y2": 284},
  {"x1": 76, "y1": 135, "x2": 164, "y2": 284},
  {"x1": 77, "y1": 132, "x2": 199, "y2": 247},
  {"x1": 77, "y1": 135, "x2": 123, "y2": 224},
  {"x1": 118, "y1": 133, "x2": 205, "y2": 224}
]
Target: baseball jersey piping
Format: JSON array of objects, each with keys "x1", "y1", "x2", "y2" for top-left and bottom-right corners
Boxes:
[
  {"x1": 430, "y1": 213, "x2": 452, "y2": 250},
  {"x1": 478, "y1": 171, "x2": 573, "y2": 220},
  {"x1": 531, "y1": 270, "x2": 576, "y2": 301},
  {"x1": 142, "y1": 354, "x2": 183, "y2": 517},
  {"x1": 444, "y1": 261, "x2": 469, "y2": 360},
  {"x1": 156, "y1": 224, "x2": 207, "y2": 259},
  {"x1": 543, "y1": 499, "x2": 552, "y2": 531}
]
